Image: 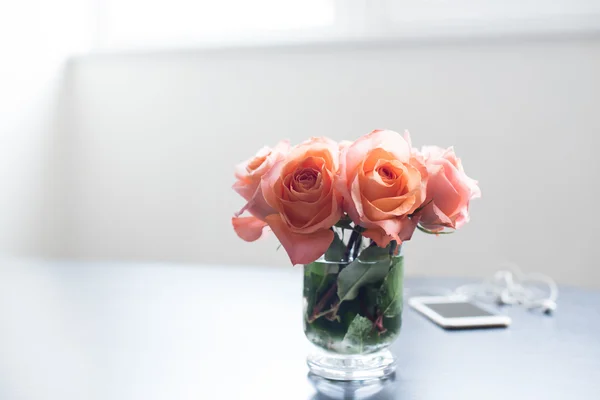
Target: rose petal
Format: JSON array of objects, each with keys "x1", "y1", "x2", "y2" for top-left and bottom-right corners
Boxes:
[
  {"x1": 362, "y1": 148, "x2": 396, "y2": 172},
  {"x1": 234, "y1": 183, "x2": 275, "y2": 221},
  {"x1": 362, "y1": 217, "x2": 418, "y2": 247},
  {"x1": 420, "y1": 202, "x2": 454, "y2": 231},
  {"x1": 453, "y1": 205, "x2": 471, "y2": 230},
  {"x1": 440, "y1": 159, "x2": 471, "y2": 208},
  {"x1": 291, "y1": 193, "x2": 341, "y2": 234},
  {"x1": 261, "y1": 159, "x2": 286, "y2": 209},
  {"x1": 350, "y1": 174, "x2": 365, "y2": 218},
  {"x1": 265, "y1": 214, "x2": 334, "y2": 265},
  {"x1": 403, "y1": 130, "x2": 413, "y2": 148},
  {"x1": 232, "y1": 179, "x2": 257, "y2": 202},
  {"x1": 421, "y1": 145, "x2": 446, "y2": 161},
  {"x1": 288, "y1": 139, "x2": 339, "y2": 172},
  {"x1": 280, "y1": 200, "x2": 325, "y2": 225},
  {"x1": 345, "y1": 130, "x2": 411, "y2": 184},
  {"x1": 288, "y1": 185, "x2": 321, "y2": 202},
  {"x1": 234, "y1": 146, "x2": 271, "y2": 181},
  {"x1": 246, "y1": 190, "x2": 275, "y2": 220},
  {"x1": 427, "y1": 164, "x2": 462, "y2": 216},
  {"x1": 362, "y1": 227, "x2": 393, "y2": 248},
  {"x1": 359, "y1": 166, "x2": 405, "y2": 201},
  {"x1": 370, "y1": 192, "x2": 417, "y2": 215},
  {"x1": 232, "y1": 216, "x2": 268, "y2": 242}
]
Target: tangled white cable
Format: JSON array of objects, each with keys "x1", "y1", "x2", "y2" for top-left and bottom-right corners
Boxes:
[{"x1": 454, "y1": 263, "x2": 558, "y2": 314}]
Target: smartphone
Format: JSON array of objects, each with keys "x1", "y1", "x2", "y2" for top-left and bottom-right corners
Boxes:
[{"x1": 409, "y1": 296, "x2": 511, "y2": 329}]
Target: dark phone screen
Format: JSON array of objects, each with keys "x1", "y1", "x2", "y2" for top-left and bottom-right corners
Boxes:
[{"x1": 425, "y1": 302, "x2": 494, "y2": 318}]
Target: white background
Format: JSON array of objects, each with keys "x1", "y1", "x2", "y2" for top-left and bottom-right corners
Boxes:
[{"x1": 1, "y1": 1, "x2": 600, "y2": 287}]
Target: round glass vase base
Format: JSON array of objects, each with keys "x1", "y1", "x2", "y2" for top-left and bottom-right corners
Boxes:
[{"x1": 307, "y1": 349, "x2": 396, "y2": 381}]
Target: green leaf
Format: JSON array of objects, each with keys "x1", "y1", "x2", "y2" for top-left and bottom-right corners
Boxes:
[
  {"x1": 416, "y1": 224, "x2": 454, "y2": 235},
  {"x1": 338, "y1": 296, "x2": 361, "y2": 328},
  {"x1": 334, "y1": 217, "x2": 353, "y2": 230},
  {"x1": 304, "y1": 262, "x2": 339, "y2": 318},
  {"x1": 363, "y1": 285, "x2": 380, "y2": 319},
  {"x1": 337, "y1": 257, "x2": 390, "y2": 303},
  {"x1": 358, "y1": 244, "x2": 392, "y2": 262},
  {"x1": 305, "y1": 261, "x2": 339, "y2": 278},
  {"x1": 376, "y1": 257, "x2": 404, "y2": 318},
  {"x1": 342, "y1": 315, "x2": 373, "y2": 352},
  {"x1": 381, "y1": 314, "x2": 402, "y2": 339},
  {"x1": 324, "y1": 233, "x2": 346, "y2": 262}
]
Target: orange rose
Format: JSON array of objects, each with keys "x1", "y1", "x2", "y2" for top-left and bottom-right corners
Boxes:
[
  {"x1": 261, "y1": 137, "x2": 343, "y2": 264},
  {"x1": 338, "y1": 130, "x2": 427, "y2": 247},
  {"x1": 231, "y1": 141, "x2": 289, "y2": 241}
]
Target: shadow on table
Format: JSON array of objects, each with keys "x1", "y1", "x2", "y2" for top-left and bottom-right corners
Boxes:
[{"x1": 308, "y1": 373, "x2": 396, "y2": 400}]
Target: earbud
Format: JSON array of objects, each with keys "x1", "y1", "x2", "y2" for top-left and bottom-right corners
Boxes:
[
  {"x1": 499, "y1": 289, "x2": 518, "y2": 305},
  {"x1": 528, "y1": 298, "x2": 557, "y2": 314}
]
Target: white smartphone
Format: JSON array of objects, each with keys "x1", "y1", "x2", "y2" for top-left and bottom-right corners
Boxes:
[{"x1": 409, "y1": 296, "x2": 511, "y2": 329}]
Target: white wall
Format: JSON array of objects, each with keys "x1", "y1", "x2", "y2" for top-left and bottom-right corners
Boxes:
[
  {"x1": 0, "y1": 1, "x2": 85, "y2": 259},
  {"x1": 56, "y1": 38, "x2": 600, "y2": 286},
  {"x1": 0, "y1": 71, "x2": 59, "y2": 257},
  {"x1": 0, "y1": 73, "x2": 72, "y2": 259}
]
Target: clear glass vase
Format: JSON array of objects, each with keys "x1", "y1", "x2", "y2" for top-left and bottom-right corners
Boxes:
[{"x1": 303, "y1": 238, "x2": 403, "y2": 381}]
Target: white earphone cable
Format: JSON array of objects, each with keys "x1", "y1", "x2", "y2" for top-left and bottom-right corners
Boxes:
[{"x1": 408, "y1": 262, "x2": 558, "y2": 314}]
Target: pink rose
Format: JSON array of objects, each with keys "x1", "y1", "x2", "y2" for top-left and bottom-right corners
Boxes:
[
  {"x1": 338, "y1": 130, "x2": 428, "y2": 247},
  {"x1": 261, "y1": 137, "x2": 343, "y2": 265},
  {"x1": 231, "y1": 141, "x2": 290, "y2": 241},
  {"x1": 419, "y1": 146, "x2": 481, "y2": 231}
]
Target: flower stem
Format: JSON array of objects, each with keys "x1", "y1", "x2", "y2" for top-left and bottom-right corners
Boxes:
[
  {"x1": 389, "y1": 240, "x2": 397, "y2": 256},
  {"x1": 344, "y1": 230, "x2": 359, "y2": 260},
  {"x1": 352, "y1": 235, "x2": 362, "y2": 260},
  {"x1": 309, "y1": 282, "x2": 338, "y2": 323},
  {"x1": 308, "y1": 304, "x2": 340, "y2": 323}
]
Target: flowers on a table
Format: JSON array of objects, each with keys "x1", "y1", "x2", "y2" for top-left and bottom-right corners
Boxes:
[{"x1": 231, "y1": 129, "x2": 480, "y2": 265}]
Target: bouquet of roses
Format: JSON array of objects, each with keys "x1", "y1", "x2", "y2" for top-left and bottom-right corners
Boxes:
[
  {"x1": 232, "y1": 129, "x2": 479, "y2": 263},
  {"x1": 231, "y1": 129, "x2": 480, "y2": 353}
]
